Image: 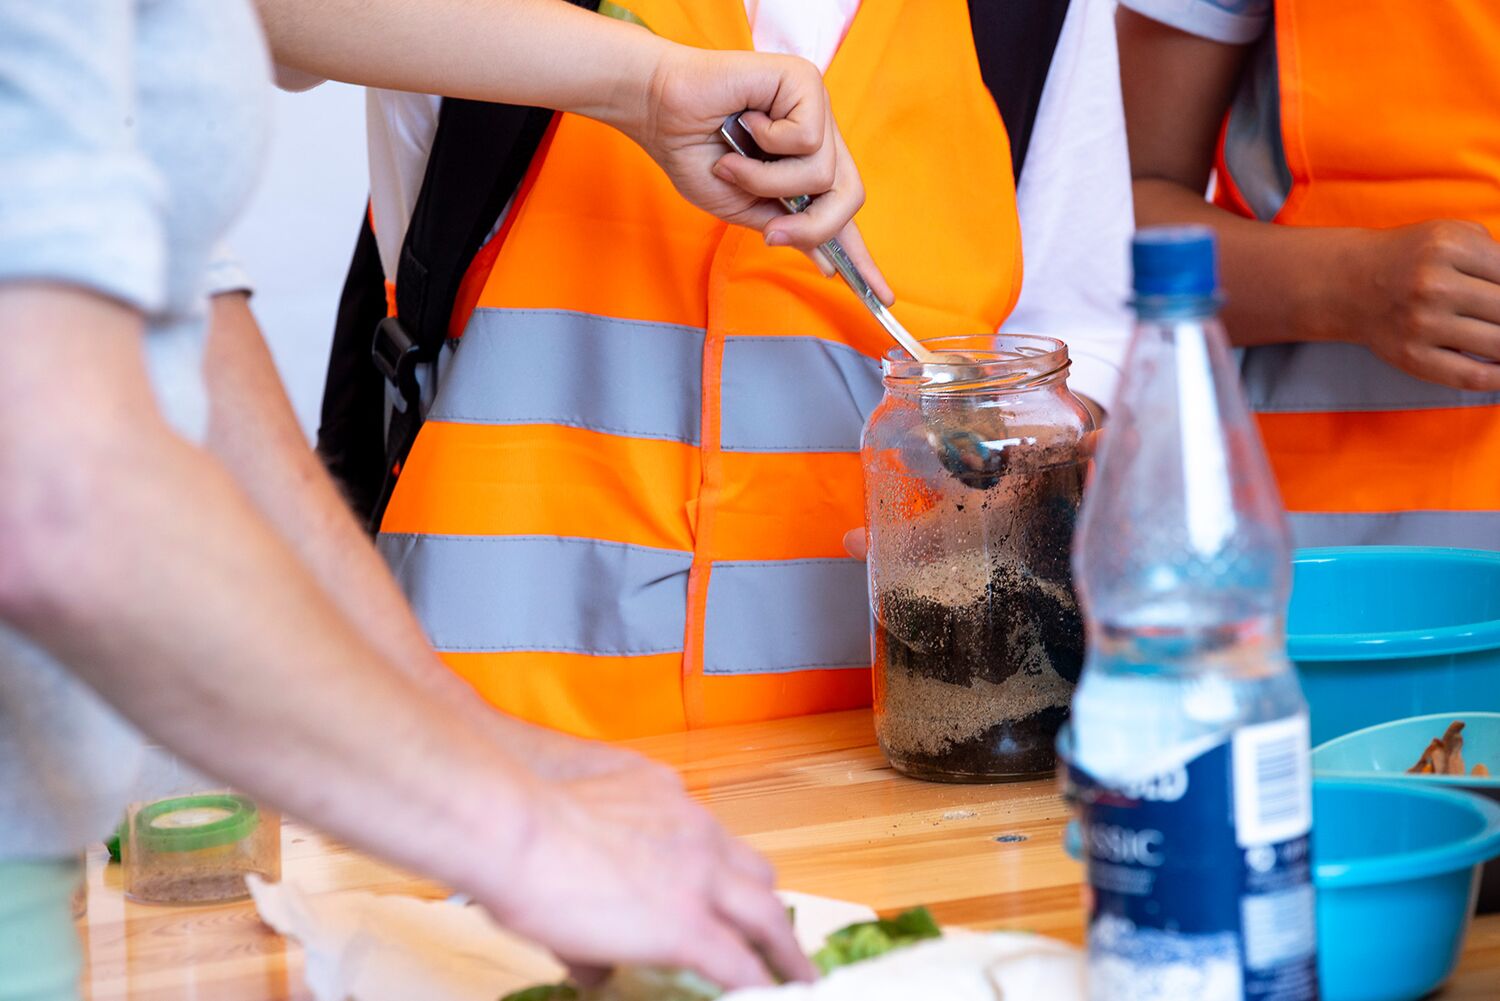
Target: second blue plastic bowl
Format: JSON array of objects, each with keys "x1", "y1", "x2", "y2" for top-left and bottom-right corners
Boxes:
[
  {"x1": 1288, "y1": 547, "x2": 1500, "y2": 745},
  {"x1": 1314, "y1": 778, "x2": 1500, "y2": 1001}
]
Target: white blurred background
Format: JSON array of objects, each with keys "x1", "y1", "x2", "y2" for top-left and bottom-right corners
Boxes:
[{"x1": 228, "y1": 82, "x2": 369, "y2": 440}]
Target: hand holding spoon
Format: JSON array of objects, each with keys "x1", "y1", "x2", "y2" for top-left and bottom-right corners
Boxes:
[{"x1": 718, "y1": 113, "x2": 1008, "y2": 487}]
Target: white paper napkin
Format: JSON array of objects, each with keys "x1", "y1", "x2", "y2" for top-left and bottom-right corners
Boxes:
[{"x1": 249, "y1": 877, "x2": 1081, "y2": 1001}]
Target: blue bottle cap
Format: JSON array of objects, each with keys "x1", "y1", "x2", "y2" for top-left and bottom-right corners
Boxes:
[{"x1": 1131, "y1": 226, "x2": 1218, "y2": 298}]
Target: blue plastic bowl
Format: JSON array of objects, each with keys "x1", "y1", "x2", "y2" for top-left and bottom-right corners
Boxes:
[
  {"x1": 1315, "y1": 713, "x2": 1500, "y2": 914},
  {"x1": 1288, "y1": 548, "x2": 1500, "y2": 746},
  {"x1": 1063, "y1": 778, "x2": 1500, "y2": 1001},
  {"x1": 1314, "y1": 778, "x2": 1500, "y2": 1001}
]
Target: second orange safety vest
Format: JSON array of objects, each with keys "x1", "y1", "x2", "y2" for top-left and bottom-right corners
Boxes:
[
  {"x1": 1215, "y1": 0, "x2": 1500, "y2": 550},
  {"x1": 377, "y1": 0, "x2": 1025, "y2": 738}
]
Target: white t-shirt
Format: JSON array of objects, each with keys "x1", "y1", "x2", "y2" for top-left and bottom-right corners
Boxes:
[
  {"x1": 1118, "y1": 0, "x2": 1270, "y2": 44},
  {"x1": 366, "y1": 0, "x2": 1132, "y2": 406}
]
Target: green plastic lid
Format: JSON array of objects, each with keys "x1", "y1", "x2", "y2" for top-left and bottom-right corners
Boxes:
[{"x1": 133, "y1": 794, "x2": 259, "y2": 853}]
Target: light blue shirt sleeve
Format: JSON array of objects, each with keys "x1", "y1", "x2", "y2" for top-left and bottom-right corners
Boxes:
[
  {"x1": 0, "y1": 2, "x2": 168, "y2": 312},
  {"x1": 206, "y1": 241, "x2": 254, "y2": 297},
  {"x1": 1120, "y1": 0, "x2": 1272, "y2": 45}
]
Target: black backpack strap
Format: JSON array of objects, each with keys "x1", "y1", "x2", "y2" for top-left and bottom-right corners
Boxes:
[
  {"x1": 369, "y1": 96, "x2": 558, "y2": 531},
  {"x1": 968, "y1": 0, "x2": 1073, "y2": 181},
  {"x1": 318, "y1": 207, "x2": 390, "y2": 522},
  {"x1": 319, "y1": 6, "x2": 603, "y2": 533}
]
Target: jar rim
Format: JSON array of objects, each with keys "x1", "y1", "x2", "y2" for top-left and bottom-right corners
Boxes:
[
  {"x1": 133, "y1": 793, "x2": 260, "y2": 852},
  {"x1": 881, "y1": 334, "x2": 1071, "y2": 393}
]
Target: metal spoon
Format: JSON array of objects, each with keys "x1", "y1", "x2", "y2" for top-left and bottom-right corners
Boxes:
[{"x1": 717, "y1": 113, "x2": 1008, "y2": 488}]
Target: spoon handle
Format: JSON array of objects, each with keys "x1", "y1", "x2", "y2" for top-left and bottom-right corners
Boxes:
[
  {"x1": 816, "y1": 239, "x2": 937, "y2": 363},
  {"x1": 717, "y1": 114, "x2": 936, "y2": 364}
]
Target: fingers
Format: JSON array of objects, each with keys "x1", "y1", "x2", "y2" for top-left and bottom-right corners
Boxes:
[
  {"x1": 1451, "y1": 272, "x2": 1500, "y2": 328},
  {"x1": 1404, "y1": 342, "x2": 1500, "y2": 392},
  {"x1": 721, "y1": 836, "x2": 777, "y2": 888},
  {"x1": 842, "y1": 527, "x2": 868, "y2": 561},
  {"x1": 677, "y1": 916, "x2": 779, "y2": 991},
  {"x1": 761, "y1": 119, "x2": 867, "y2": 252},
  {"x1": 713, "y1": 874, "x2": 818, "y2": 984},
  {"x1": 720, "y1": 77, "x2": 888, "y2": 302},
  {"x1": 714, "y1": 147, "x2": 836, "y2": 203},
  {"x1": 1439, "y1": 315, "x2": 1500, "y2": 362},
  {"x1": 1447, "y1": 220, "x2": 1500, "y2": 285},
  {"x1": 806, "y1": 246, "x2": 837, "y2": 277},
  {"x1": 722, "y1": 199, "x2": 800, "y2": 236},
  {"x1": 828, "y1": 221, "x2": 894, "y2": 305},
  {"x1": 764, "y1": 188, "x2": 864, "y2": 251},
  {"x1": 743, "y1": 94, "x2": 827, "y2": 159}
]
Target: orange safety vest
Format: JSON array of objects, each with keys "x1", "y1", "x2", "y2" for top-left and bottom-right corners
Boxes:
[
  {"x1": 377, "y1": 0, "x2": 1025, "y2": 739},
  {"x1": 1215, "y1": 0, "x2": 1500, "y2": 550}
]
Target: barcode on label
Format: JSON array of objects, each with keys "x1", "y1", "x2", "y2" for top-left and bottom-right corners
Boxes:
[{"x1": 1232, "y1": 716, "x2": 1312, "y2": 847}]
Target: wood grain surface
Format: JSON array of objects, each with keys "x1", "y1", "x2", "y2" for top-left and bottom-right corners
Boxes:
[{"x1": 79, "y1": 710, "x2": 1500, "y2": 999}]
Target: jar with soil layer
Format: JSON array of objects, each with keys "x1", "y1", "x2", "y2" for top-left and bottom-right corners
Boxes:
[
  {"x1": 862, "y1": 335, "x2": 1090, "y2": 783},
  {"x1": 121, "y1": 748, "x2": 281, "y2": 905}
]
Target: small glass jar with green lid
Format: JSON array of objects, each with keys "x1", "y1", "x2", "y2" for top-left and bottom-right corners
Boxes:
[{"x1": 122, "y1": 749, "x2": 280, "y2": 905}]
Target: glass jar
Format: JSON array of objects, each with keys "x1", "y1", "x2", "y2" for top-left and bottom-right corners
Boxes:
[
  {"x1": 122, "y1": 749, "x2": 280, "y2": 905},
  {"x1": 863, "y1": 334, "x2": 1092, "y2": 783}
]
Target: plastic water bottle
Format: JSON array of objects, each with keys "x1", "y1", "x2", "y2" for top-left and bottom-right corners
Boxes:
[{"x1": 1065, "y1": 227, "x2": 1318, "y2": 1001}]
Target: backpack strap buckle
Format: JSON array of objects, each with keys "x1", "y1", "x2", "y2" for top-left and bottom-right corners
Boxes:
[{"x1": 372, "y1": 315, "x2": 425, "y2": 414}]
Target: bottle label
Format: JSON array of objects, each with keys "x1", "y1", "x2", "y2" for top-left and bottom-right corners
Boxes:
[{"x1": 1068, "y1": 716, "x2": 1318, "y2": 1001}]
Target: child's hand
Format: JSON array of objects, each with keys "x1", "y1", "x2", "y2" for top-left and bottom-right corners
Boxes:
[
  {"x1": 1332, "y1": 219, "x2": 1500, "y2": 391},
  {"x1": 612, "y1": 44, "x2": 893, "y2": 305}
]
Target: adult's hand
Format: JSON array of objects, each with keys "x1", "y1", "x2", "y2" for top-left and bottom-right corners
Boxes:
[
  {"x1": 496, "y1": 716, "x2": 687, "y2": 788},
  {"x1": 480, "y1": 769, "x2": 815, "y2": 992},
  {"x1": 1333, "y1": 220, "x2": 1500, "y2": 391}
]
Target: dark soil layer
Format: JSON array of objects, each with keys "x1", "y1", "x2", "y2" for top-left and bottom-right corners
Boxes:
[{"x1": 873, "y1": 459, "x2": 1086, "y2": 783}]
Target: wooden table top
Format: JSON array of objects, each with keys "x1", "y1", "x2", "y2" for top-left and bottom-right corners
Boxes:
[{"x1": 79, "y1": 709, "x2": 1500, "y2": 999}]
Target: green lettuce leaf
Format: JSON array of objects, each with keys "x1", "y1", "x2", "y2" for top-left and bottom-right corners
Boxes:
[
  {"x1": 810, "y1": 907, "x2": 942, "y2": 975},
  {"x1": 500, "y1": 986, "x2": 578, "y2": 1001},
  {"x1": 501, "y1": 906, "x2": 941, "y2": 1000},
  {"x1": 501, "y1": 968, "x2": 719, "y2": 1001}
]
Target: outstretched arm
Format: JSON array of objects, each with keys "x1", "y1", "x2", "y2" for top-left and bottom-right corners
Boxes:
[
  {"x1": 256, "y1": 0, "x2": 890, "y2": 299},
  {"x1": 0, "y1": 2, "x2": 806, "y2": 980},
  {"x1": 0, "y1": 282, "x2": 808, "y2": 990}
]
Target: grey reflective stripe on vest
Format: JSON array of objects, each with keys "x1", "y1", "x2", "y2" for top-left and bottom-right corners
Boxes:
[
  {"x1": 720, "y1": 337, "x2": 883, "y2": 452},
  {"x1": 377, "y1": 533, "x2": 693, "y2": 655},
  {"x1": 432, "y1": 308, "x2": 705, "y2": 443},
  {"x1": 1289, "y1": 511, "x2": 1500, "y2": 551},
  {"x1": 703, "y1": 559, "x2": 871, "y2": 675},
  {"x1": 1243, "y1": 342, "x2": 1500, "y2": 413},
  {"x1": 380, "y1": 533, "x2": 876, "y2": 672},
  {"x1": 438, "y1": 307, "x2": 882, "y2": 452},
  {"x1": 1221, "y1": 30, "x2": 1292, "y2": 222}
]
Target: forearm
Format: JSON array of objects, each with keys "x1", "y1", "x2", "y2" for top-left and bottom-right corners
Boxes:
[
  {"x1": 202, "y1": 294, "x2": 614, "y2": 772},
  {"x1": 1117, "y1": 8, "x2": 1367, "y2": 351},
  {"x1": 203, "y1": 294, "x2": 444, "y2": 678},
  {"x1": 255, "y1": 0, "x2": 664, "y2": 130},
  {"x1": 1133, "y1": 179, "x2": 1366, "y2": 347},
  {"x1": 0, "y1": 285, "x2": 532, "y2": 901}
]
